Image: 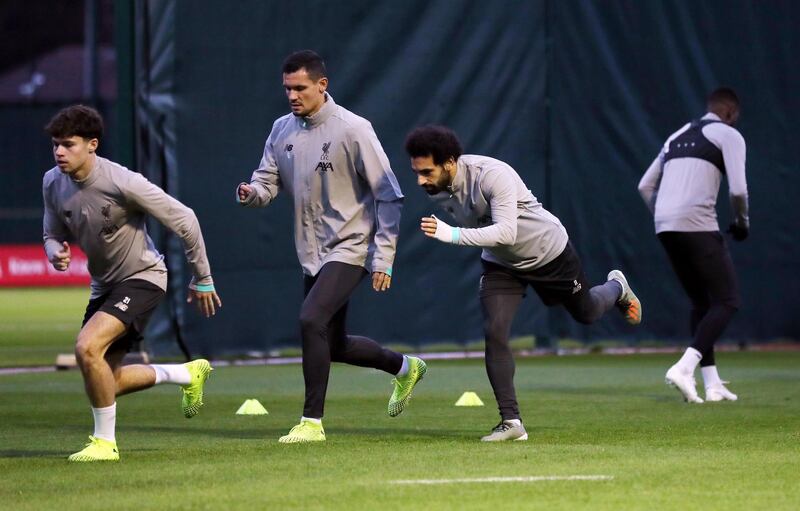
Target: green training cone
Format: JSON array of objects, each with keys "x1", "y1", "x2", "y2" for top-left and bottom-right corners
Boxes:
[
  {"x1": 236, "y1": 399, "x2": 269, "y2": 415},
  {"x1": 455, "y1": 391, "x2": 484, "y2": 407}
]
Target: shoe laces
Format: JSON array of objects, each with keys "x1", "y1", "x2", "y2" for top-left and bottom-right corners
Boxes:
[
  {"x1": 491, "y1": 422, "x2": 513, "y2": 433},
  {"x1": 391, "y1": 376, "x2": 410, "y2": 391}
]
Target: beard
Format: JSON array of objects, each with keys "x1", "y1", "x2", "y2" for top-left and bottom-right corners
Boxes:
[{"x1": 424, "y1": 172, "x2": 451, "y2": 195}]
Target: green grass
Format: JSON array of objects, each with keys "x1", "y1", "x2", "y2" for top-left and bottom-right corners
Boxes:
[
  {"x1": 0, "y1": 288, "x2": 88, "y2": 366},
  {"x1": 1, "y1": 353, "x2": 799, "y2": 510}
]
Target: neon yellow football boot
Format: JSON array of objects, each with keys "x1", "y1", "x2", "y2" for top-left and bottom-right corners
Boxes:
[
  {"x1": 278, "y1": 419, "x2": 326, "y2": 444},
  {"x1": 388, "y1": 357, "x2": 427, "y2": 417},
  {"x1": 181, "y1": 359, "x2": 213, "y2": 418},
  {"x1": 68, "y1": 436, "x2": 119, "y2": 462}
]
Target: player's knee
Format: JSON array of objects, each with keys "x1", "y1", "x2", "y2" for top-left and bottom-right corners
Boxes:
[
  {"x1": 74, "y1": 337, "x2": 102, "y2": 364},
  {"x1": 483, "y1": 322, "x2": 508, "y2": 347},
  {"x1": 299, "y1": 308, "x2": 327, "y2": 336},
  {"x1": 716, "y1": 301, "x2": 739, "y2": 317},
  {"x1": 724, "y1": 297, "x2": 740, "y2": 312}
]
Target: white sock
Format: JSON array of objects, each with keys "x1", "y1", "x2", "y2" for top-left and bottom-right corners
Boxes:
[
  {"x1": 301, "y1": 416, "x2": 322, "y2": 425},
  {"x1": 396, "y1": 356, "x2": 409, "y2": 377},
  {"x1": 505, "y1": 419, "x2": 522, "y2": 426},
  {"x1": 150, "y1": 364, "x2": 191, "y2": 385},
  {"x1": 701, "y1": 365, "x2": 723, "y2": 388},
  {"x1": 92, "y1": 403, "x2": 117, "y2": 443},
  {"x1": 675, "y1": 348, "x2": 702, "y2": 374}
]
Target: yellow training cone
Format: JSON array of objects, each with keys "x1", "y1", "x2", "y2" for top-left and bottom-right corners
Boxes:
[
  {"x1": 236, "y1": 399, "x2": 269, "y2": 415},
  {"x1": 455, "y1": 391, "x2": 484, "y2": 407}
]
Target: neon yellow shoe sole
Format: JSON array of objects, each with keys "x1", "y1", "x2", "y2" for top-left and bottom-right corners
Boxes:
[
  {"x1": 68, "y1": 436, "x2": 119, "y2": 462},
  {"x1": 388, "y1": 357, "x2": 427, "y2": 417},
  {"x1": 182, "y1": 359, "x2": 213, "y2": 418}
]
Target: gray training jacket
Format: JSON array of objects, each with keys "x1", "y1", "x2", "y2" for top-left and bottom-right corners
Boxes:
[
  {"x1": 241, "y1": 94, "x2": 403, "y2": 276},
  {"x1": 42, "y1": 156, "x2": 213, "y2": 298},
  {"x1": 638, "y1": 112, "x2": 749, "y2": 233},
  {"x1": 429, "y1": 154, "x2": 569, "y2": 271}
]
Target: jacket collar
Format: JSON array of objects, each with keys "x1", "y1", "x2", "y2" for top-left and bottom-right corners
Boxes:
[
  {"x1": 446, "y1": 157, "x2": 466, "y2": 196},
  {"x1": 299, "y1": 93, "x2": 336, "y2": 129}
]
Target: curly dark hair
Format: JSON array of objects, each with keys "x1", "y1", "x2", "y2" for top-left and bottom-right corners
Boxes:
[
  {"x1": 404, "y1": 125, "x2": 463, "y2": 166},
  {"x1": 44, "y1": 104, "x2": 104, "y2": 140}
]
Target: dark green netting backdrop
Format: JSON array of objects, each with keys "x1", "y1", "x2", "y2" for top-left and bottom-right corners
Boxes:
[{"x1": 130, "y1": 0, "x2": 799, "y2": 357}]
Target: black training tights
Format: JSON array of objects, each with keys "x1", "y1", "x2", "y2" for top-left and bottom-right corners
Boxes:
[
  {"x1": 300, "y1": 262, "x2": 403, "y2": 419},
  {"x1": 658, "y1": 232, "x2": 740, "y2": 367}
]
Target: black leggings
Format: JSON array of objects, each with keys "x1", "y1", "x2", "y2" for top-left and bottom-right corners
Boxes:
[
  {"x1": 658, "y1": 232, "x2": 740, "y2": 366},
  {"x1": 479, "y1": 248, "x2": 622, "y2": 420},
  {"x1": 300, "y1": 262, "x2": 403, "y2": 419}
]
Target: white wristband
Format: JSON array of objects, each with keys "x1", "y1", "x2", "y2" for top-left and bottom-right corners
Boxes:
[{"x1": 432, "y1": 215, "x2": 460, "y2": 244}]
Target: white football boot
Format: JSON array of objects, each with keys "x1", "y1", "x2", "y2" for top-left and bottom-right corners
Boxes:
[
  {"x1": 665, "y1": 365, "x2": 704, "y2": 403},
  {"x1": 481, "y1": 420, "x2": 528, "y2": 442},
  {"x1": 705, "y1": 382, "x2": 738, "y2": 402}
]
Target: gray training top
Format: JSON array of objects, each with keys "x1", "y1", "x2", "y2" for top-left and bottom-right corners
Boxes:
[
  {"x1": 42, "y1": 156, "x2": 213, "y2": 299},
  {"x1": 429, "y1": 154, "x2": 569, "y2": 271},
  {"x1": 241, "y1": 93, "x2": 404, "y2": 276},
  {"x1": 638, "y1": 112, "x2": 749, "y2": 233}
]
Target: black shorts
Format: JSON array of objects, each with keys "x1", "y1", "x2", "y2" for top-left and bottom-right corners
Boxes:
[
  {"x1": 479, "y1": 242, "x2": 589, "y2": 306},
  {"x1": 82, "y1": 279, "x2": 165, "y2": 349}
]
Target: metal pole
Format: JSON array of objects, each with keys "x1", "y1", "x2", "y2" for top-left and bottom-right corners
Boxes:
[{"x1": 83, "y1": 0, "x2": 98, "y2": 101}]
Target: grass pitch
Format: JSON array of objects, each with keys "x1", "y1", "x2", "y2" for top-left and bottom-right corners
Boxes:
[
  {"x1": 1, "y1": 352, "x2": 798, "y2": 510},
  {"x1": 0, "y1": 287, "x2": 88, "y2": 367}
]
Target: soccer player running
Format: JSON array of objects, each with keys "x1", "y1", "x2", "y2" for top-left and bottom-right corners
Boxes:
[
  {"x1": 405, "y1": 125, "x2": 641, "y2": 441},
  {"x1": 42, "y1": 105, "x2": 222, "y2": 462},
  {"x1": 639, "y1": 88, "x2": 748, "y2": 403},
  {"x1": 236, "y1": 50, "x2": 425, "y2": 443}
]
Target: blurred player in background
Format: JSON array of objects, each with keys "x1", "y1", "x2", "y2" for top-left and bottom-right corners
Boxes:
[
  {"x1": 237, "y1": 50, "x2": 425, "y2": 443},
  {"x1": 42, "y1": 105, "x2": 221, "y2": 462},
  {"x1": 639, "y1": 87, "x2": 748, "y2": 404},
  {"x1": 405, "y1": 125, "x2": 641, "y2": 441}
]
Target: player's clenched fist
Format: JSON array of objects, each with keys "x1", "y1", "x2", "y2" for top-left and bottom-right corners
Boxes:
[
  {"x1": 50, "y1": 241, "x2": 71, "y2": 271},
  {"x1": 236, "y1": 182, "x2": 252, "y2": 203}
]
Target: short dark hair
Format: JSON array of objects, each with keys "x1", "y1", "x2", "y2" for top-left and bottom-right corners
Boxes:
[
  {"x1": 44, "y1": 104, "x2": 104, "y2": 140},
  {"x1": 708, "y1": 87, "x2": 740, "y2": 109},
  {"x1": 404, "y1": 125, "x2": 463, "y2": 165},
  {"x1": 282, "y1": 50, "x2": 327, "y2": 81}
]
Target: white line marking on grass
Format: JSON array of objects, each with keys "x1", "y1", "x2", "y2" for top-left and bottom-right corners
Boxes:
[
  {"x1": 0, "y1": 366, "x2": 55, "y2": 376},
  {"x1": 390, "y1": 475, "x2": 614, "y2": 485}
]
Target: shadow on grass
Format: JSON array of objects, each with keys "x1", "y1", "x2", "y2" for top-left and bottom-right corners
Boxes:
[
  {"x1": 0, "y1": 449, "x2": 64, "y2": 458},
  {"x1": 123, "y1": 424, "x2": 273, "y2": 439},
  {"x1": 121, "y1": 424, "x2": 475, "y2": 441}
]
